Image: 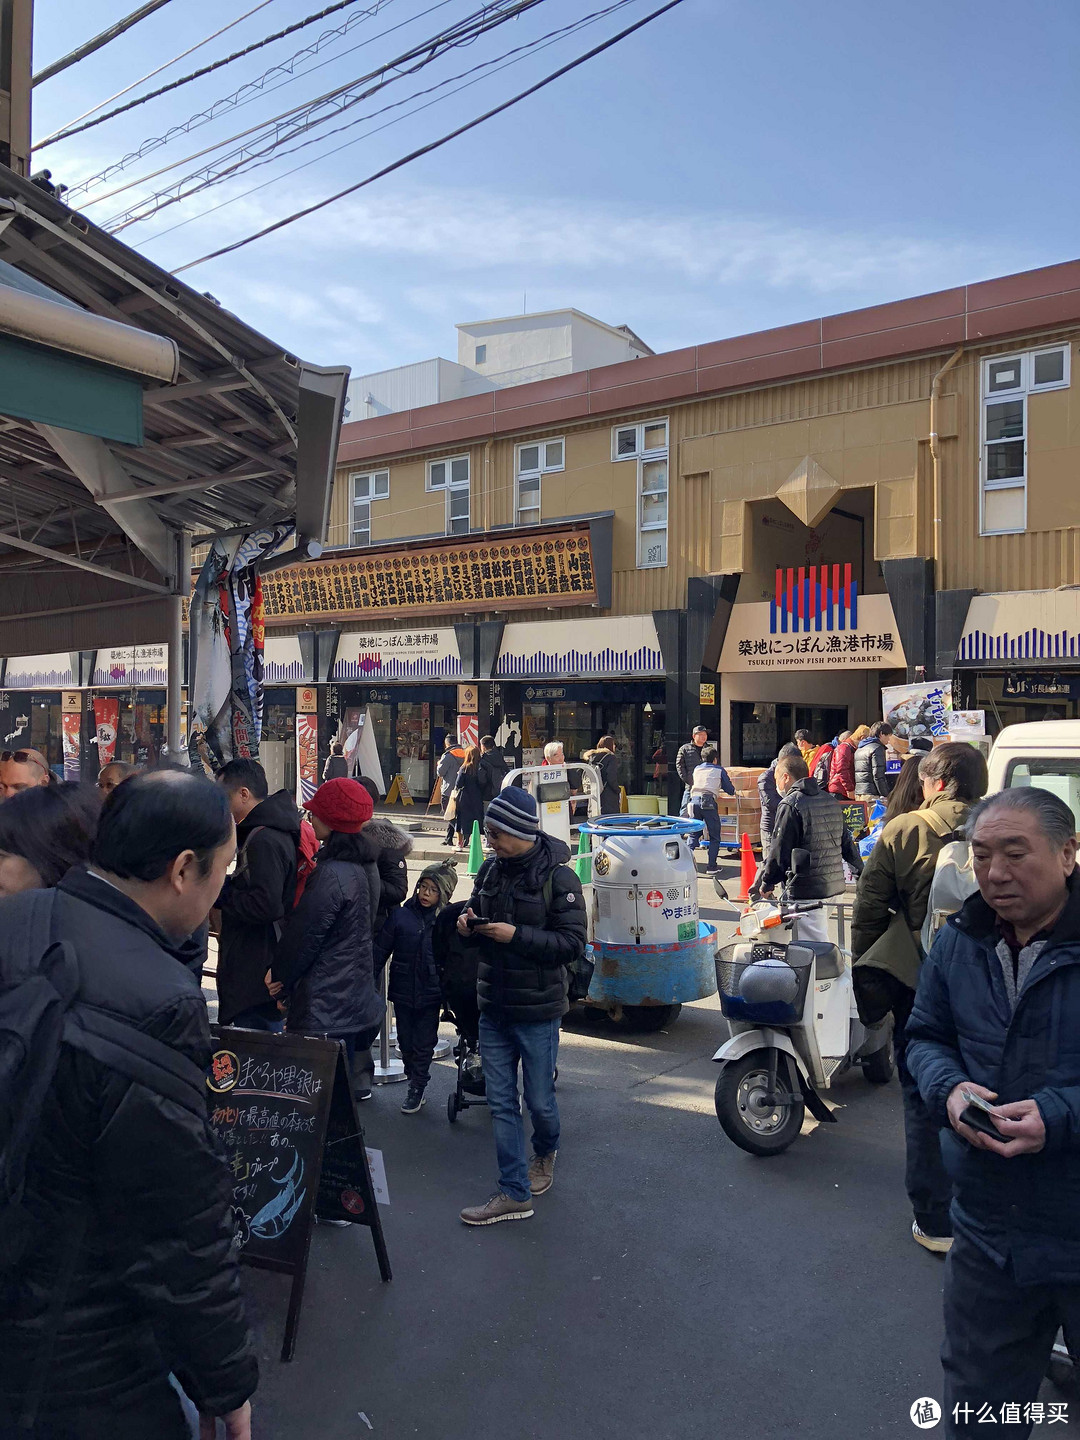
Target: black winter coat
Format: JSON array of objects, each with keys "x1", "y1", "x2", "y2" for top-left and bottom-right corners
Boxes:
[
  {"x1": 675, "y1": 741, "x2": 705, "y2": 787},
  {"x1": 477, "y1": 751, "x2": 503, "y2": 806},
  {"x1": 758, "y1": 762, "x2": 780, "y2": 836},
  {"x1": 465, "y1": 833, "x2": 588, "y2": 1023},
  {"x1": 452, "y1": 766, "x2": 486, "y2": 839},
  {"x1": 374, "y1": 896, "x2": 441, "y2": 1008},
  {"x1": 364, "y1": 819, "x2": 412, "y2": 933},
  {"x1": 0, "y1": 868, "x2": 257, "y2": 1422},
  {"x1": 907, "y1": 876, "x2": 1080, "y2": 1284},
  {"x1": 758, "y1": 776, "x2": 862, "y2": 898},
  {"x1": 584, "y1": 749, "x2": 621, "y2": 814},
  {"x1": 216, "y1": 788, "x2": 300, "y2": 1024},
  {"x1": 854, "y1": 737, "x2": 891, "y2": 797},
  {"x1": 272, "y1": 832, "x2": 385, "y2": 1036}
]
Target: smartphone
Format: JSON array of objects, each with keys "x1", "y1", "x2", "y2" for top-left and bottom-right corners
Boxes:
[
  {"x1": 960, "y1": 1090, "x2": 1003, "y2": 1139},
  {"x1": 465, "y1": 913, "x2": 485, "y2": 930}
]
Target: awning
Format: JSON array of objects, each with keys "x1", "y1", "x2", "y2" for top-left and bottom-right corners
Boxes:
[{"x1": 956, "y1": 591, "x2": 1080, "y2": 667}]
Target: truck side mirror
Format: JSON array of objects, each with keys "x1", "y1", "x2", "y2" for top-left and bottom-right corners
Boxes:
[{"x1": 792, "y1": 847, "x2": 811, "y2": 876}]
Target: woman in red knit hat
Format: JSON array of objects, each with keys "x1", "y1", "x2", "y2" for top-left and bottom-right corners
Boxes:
[{"x1": 269, "y1": 778, "x2": 385, "y2": 1097}]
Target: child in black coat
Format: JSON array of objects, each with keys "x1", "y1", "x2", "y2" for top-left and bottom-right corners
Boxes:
[{"x1": 374, "y1": 859, "x2": 457, "y2": 1112}]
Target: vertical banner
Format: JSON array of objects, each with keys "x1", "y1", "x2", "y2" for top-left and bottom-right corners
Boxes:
[
  {"x1": 188, "y1": 525, "x2": 293, "y2": 774},
  {"x1": 296, "y1": 689, "x2": 319, "y2": 807},
  {"x1": 458, "y1": 714, "x2": 479, "y2": 749},
  {"x1": 93, "y1": 696, "x2": 119, "y2": 767},
  {"x1": 61, "y1": 691, "x2": 81, "y2": 781}
]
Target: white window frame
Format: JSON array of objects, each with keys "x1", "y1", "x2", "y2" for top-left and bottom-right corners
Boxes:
[
  {"x1": 978, "y1": 345, "x2": 1069, "y2": 536},
  {"x1": 427, "y1": 454, "x2": 470, "y2": 534},
  {"x1": 349, "y1": 468, "x2": 389, "y2": 547},
  {"x1": 514, "y1": 438, "x2": 564, "y2": 526},
  {"x1": 611, "y1": 419, "x2": 669, "y2": 568}
]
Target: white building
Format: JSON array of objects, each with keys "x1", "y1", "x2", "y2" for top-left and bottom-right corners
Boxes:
[{"x1": 346, "y1": 308, "x2": 651, "y2": 420}]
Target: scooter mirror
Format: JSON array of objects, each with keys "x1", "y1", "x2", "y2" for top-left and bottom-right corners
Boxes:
[
  {"x1": 711, "y1": 873, "x2": 730, "y2": 902},
  {"x1": 792, "y1": 847, "x2": 811, "y2": 876}
]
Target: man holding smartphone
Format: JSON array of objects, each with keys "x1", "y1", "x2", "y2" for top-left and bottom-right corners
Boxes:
[
  {"x1": 906, "y1": 787, "x2": 1080, "y2": 1434},
  {"x1": 455, "y1": 787, "x2": 587, "y2": 1226}
]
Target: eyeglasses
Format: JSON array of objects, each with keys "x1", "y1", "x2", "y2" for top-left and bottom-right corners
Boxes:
[
  {"x1": 0, "y1": 749, "x2": 49, "y2": 774},
  {"x1": 483, "y1": 826, "x2": 505, "y2": 842}
]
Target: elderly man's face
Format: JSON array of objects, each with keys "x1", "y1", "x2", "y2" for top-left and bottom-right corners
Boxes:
[{"x1": 971, "y1": 804, "x2": 1077, "y2": 933}]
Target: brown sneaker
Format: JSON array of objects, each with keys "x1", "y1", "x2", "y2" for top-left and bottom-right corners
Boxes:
[
  {"x1": 459, "y1": 1192, "x2": 534, "y2": 1226},
  {"x1": 528, "y1": 1150, "x2": 557, "y2": 1196}
]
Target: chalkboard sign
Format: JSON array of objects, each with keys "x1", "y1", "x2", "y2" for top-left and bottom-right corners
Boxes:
[
  {"x1": 840, "y1": 801, "x2": 871, "y2": 840},
  {"x1": 208, "y1": 1028, "x2": 391, "y2": 1360}
]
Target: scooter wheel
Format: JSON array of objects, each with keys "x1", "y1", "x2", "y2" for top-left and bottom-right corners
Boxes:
[
  {"x1": 447, "y1": 1092, "x2": 459, "y2": 1125},
  {"x1": 862, "y1": 1035, "x2": 895, "y2": 1085},
  {"x1": 714, "y1": 1051, "x2": 804, "y2": 1156}
]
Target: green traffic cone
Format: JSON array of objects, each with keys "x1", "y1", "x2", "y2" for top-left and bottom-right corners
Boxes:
[
  {"x1": 574, "y1": 827, "x2": 592, "y2": 885},
  {"x1": 467, "y1": 819, "x2": 484, "y2": 876}
]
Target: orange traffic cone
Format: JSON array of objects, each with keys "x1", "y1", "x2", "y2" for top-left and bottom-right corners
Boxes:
[{"x1": 737, "y1": 832, "x2": 756, "y2": 902}]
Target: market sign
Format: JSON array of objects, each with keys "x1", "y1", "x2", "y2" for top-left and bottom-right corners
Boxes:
[
  {"x1": 260, "y1": 528, "x2": 597, "y2": 623},
  {"x1": 719, "y1": 593, "x2": 905, "y2": 672},
  {"x1": 332, "y1": 628, "x2": 461, "y2": 682}
]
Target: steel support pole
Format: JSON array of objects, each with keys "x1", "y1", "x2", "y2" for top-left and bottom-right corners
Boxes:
[{"x1": 166, "y1": 532, "x2": 189, "y2": 763}]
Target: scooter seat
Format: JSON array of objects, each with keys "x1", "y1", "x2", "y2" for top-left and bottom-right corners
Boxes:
[{"x1": 790, "y1": 940, "x2": 846, "y2": 981}]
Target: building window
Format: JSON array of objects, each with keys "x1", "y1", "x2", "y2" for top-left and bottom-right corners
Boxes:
[
  {"x1": 474, "y1": 343, "x2": 487, "y2": 365},
  {"x1": 612, "y1": 419, "x2": 669, "y2": 567},
  {"x1": 350, "y1": 469, "x2": 389, "y2": 546},
  {"x1": 428, "y1": 454, "x2": 470, "y2": 534},
  {"x1": 980, "y1": 345, "x2": 1069, "y2": 535},
  {"x1": 515, "y1": 438, "x2": 564, "y2": 525}
]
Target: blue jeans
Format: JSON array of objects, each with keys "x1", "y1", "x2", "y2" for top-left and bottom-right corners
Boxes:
[
  {"x1": 691, "y1": 798, "x2": 720, "y2": 868},
  {"x1": 478, "y1": 1012, "x2": 561, "y2": 1203}
]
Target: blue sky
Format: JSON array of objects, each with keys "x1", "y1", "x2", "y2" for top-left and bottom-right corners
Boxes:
[{"x1": 29, "y1": 0, "x2": 1080, "y2": 374}]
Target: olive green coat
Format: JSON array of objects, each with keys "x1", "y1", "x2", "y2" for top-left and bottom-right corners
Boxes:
[{"x1": 851, "y1": 795, "x2": 972, "y2": 991}]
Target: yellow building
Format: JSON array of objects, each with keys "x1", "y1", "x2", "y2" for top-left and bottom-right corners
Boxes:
[{"x1": 244, "y1": 259, "x2": 1080, "y2": 792}]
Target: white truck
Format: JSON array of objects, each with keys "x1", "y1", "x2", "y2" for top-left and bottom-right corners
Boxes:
[{"x1": 986, "y1": 719, "x2": 1080, "y2": 829}]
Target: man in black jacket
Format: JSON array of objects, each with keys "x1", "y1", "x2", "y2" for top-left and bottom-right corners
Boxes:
[
  {"x1": 456, "y1": 787, "x2": 587, "y2": 1226},
  {"x1": 216, "y1": 758, "x2": 300, "y2": 1030},
  {"x1": 756, "y1": 753, "x2": 862, "y2": 942},
  {"x1": 477, "y1": 735, "x2": 504, "y2": 808},
  {"x1": 675, "y1": 725, "x2": 708, "y2": 814},
  {"x1": 0, "y1": 770, "x2": 257, "y2": 1439},
  {"x1": 854, "y1": 720, "x2": 895, "y2": 797}
]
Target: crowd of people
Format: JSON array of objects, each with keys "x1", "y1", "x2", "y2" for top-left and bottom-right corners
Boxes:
[{"x1": 0, "y1": 736, "x2": 590, "y2": 1436}]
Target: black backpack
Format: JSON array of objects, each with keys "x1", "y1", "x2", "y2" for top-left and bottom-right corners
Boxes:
[{"x1": 0, "y1": 888, "x2": 207, "y2": 1276}]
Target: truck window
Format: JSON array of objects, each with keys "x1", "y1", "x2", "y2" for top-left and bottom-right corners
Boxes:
[{"x1": 1004, "y1": 758, "x2": 1080, "y2": 831}]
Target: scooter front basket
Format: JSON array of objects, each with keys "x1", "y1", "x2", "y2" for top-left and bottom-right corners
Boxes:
[{"x1": 716, "y1": 942, "x2": 813, "y2": 1025}]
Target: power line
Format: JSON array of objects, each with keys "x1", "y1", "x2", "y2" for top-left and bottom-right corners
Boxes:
[
  {"x1": 35, "y1": 0, "x2": 280, "y2": 148},
  {"x1": 125, "y1": 3, "x2": 634, "y2": 242},
  {"x1": 37, "y1": 0, "x2": 391, "y2": 150},
  {"x1": 79, "y1": 0, "x2": 544, "y2": 213},
  {"x1": 64, "y1": 0, "x2": 458, "y2": 198},
  {"x1": 175, "y1": 0, "x2": 684, "y2": 273},
  {"x1": 129, "y1": 0, "x2": 637, "y2": 241},
  {"x1": 32, "y1": 0, "x2": 174, "y2": 86}
]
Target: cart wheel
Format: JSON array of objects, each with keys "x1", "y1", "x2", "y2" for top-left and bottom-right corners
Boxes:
[
  {"x1": 614, "y1": 1004, "x2": 682, "y2": 1032},
  {"x1": 447, "y1": 1092, "x2": 459, "y2": 1124}
]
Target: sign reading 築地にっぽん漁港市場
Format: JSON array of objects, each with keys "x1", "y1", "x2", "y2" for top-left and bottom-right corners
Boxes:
[{"x1": 719, "y1": 587, "x2": 906, "y2": 673}]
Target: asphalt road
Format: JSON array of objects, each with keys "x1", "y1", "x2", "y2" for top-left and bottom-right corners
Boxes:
[{"x1": 222, "y1": 855, "x2": 1078, "y2": 1439}]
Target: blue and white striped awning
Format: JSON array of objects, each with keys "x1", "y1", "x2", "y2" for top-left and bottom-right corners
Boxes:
[{"x1": 956, "y1": 591, "x2": 1080, "y2": 667}]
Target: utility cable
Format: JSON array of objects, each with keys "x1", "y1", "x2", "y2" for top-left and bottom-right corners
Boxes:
[
  {"x1": 35, "y1": 0, "x2": 279, "y2": 147},
  {"x1": 175, "y1": 0, "x2": 684, "y2": 272},
  {"x1": 37, "y1": 0, "x2": 392, "y2": 150},
  {"x1": 78, "y1": 0, "x2": 544, "y2": 211},
  {"x1": 104, "y1": 0, "x2": 563, "y2": 230},
  {"x1": 66, "y1": 0, "x2": 492, "y2": 200},
  {"x1": 130, "y1": 0, "x2": 636, "y2": 242},
  {"x1": 32, "y1": 0, "x2": 173, "y2": 86}
]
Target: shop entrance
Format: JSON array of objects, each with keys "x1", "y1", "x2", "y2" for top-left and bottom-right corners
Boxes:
[
  {"x1": 518, "y1": 684, "x2": 666, "y2": 797},
  {"x1": 731, "y1": 701, "x2": 849, "y2": 766},
  {"x1": 338, "y1": 687, "x2": 457, "y2": 801}
]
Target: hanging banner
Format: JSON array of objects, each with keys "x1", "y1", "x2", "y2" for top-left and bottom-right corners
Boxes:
[
  {"x1": 340, "y1": 706, "x2": 386, "y2": 796},
  {"x1": 61, "y1": 711, "x2": 81, "y2": 781},
  {"x1": 296, "y1": 713, "x2": 319, "y2": 808},
  {"x1": 93, "y1": 696, "x2": 119, "y2": 767},
  {"x1": 188, "y1": 525, "x2": 292, "y2": 774},
  {"x1": 458, "y1": 715, "x2": 479, "y2": 749},
  {"x1": 881, "y1": 680, "x2": 953, "y2": 740}
]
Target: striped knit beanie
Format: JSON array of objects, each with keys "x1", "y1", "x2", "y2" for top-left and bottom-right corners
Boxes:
[{"x1": 484, "y1": 786, "x2": 539, "y2": 841}]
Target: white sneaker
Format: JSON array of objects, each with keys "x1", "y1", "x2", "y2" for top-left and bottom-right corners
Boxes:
[{"x1": 912, "y1": 1220, "x2": 953, "y2": 1253}]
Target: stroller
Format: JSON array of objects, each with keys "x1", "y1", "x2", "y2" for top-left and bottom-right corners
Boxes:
[{"x1": 434, "y1": 902, "x2": 488, "y2": 1124}]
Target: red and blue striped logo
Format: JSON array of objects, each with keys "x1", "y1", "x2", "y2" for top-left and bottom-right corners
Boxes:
[{"x1": 770, "y1": 564, "x2": 857, "y2": 634}]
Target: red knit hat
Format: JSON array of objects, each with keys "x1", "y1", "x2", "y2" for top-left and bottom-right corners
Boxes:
[{"x1": 306, "y1": 777, "x2": 373, "y2": 833}]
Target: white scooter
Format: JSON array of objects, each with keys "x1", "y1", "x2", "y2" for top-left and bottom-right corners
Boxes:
[{"x1": 711, "y1": 849, "x2": 894, "y2": 1155}]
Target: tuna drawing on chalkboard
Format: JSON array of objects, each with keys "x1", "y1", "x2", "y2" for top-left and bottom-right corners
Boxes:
[{"x1": 245, "y1": 1149, "x2": 306, "y2": 1242}]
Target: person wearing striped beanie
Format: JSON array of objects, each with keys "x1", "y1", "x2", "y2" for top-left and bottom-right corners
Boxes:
[{"x1": 455, "y1": 785, "x2": 587, "y2": 1227}]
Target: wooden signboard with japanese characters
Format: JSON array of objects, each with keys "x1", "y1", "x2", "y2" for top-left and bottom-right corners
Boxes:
[
  {"x1": 259, "y1": 528, "x2": 597, "y2": 622},
  {"x1": 207, "y1": 1029, "x2": 390, "y2": 1360}
]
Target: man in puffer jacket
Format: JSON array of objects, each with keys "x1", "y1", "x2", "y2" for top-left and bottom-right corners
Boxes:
[
  {"x1": 854, "y1": 721, "x2": 894, "y2": 797},
  {"x1": 456, "y1": 787, "x2": 587, "y2": 1226},
  {"x1": 0, "y1": 771, "x2": 257, "y2": 1439},
  {"x1": 906, "y1": 787, "x2": 1080, "y2": 1433},
  {"x1": 375, "y1": 860, "x2": 457, "y2": 1113}
]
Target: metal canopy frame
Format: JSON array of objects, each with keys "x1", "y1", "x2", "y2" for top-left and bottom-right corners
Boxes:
[{"x1": 0, "y1": 168, "x2": 348, "y2": 657}]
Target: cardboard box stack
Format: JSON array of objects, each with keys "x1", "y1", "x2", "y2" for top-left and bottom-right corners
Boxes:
[{"x1": 715, "y1": 766, "x2": 766, "y2": 851}]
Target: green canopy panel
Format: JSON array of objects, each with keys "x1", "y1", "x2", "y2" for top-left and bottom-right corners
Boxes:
[{"x1": 0, "y1": 331, "x2": 142, "y2": 445}]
